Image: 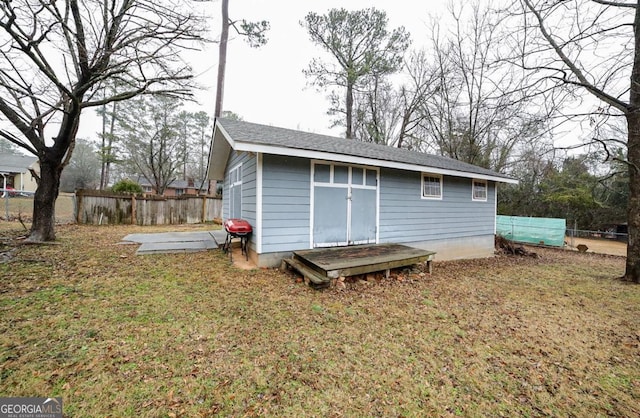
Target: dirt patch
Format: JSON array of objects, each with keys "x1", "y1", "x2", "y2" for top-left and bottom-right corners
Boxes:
[{"x1": 566, "y1": 236, "x2": 627, "y2": 257}]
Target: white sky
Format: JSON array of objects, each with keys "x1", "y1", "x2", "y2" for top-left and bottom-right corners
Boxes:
[{"x1": 78, "y1": 0, "x2": 448, "y2": 140}]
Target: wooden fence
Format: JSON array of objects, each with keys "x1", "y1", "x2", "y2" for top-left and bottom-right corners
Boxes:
[{"x1": 75, "y1": 190, "x2": 222, "y2": 225}]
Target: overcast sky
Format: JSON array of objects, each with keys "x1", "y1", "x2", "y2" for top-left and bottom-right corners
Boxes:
[
  {"x1": 203, "y1": 0, "x2": 445, "y2": 136},
  {"x1": 78, "y1": 0, "x2": 448, "y2": 141}
]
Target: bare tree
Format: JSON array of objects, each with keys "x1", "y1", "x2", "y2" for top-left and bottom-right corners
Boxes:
[
  {"x1": 350, "y1": 76, "x2": 403, "y2": 145},
  {"x1": 192, "y1": 111, "x2": 211, "y2": 180},
  {"x1": 509, "y1": 0, "x2": 640, "y2": 282},
  {"x1": 0, "y1": 0, "x2": 205, "y2": 241},
  {"x1": 394, "y1": 51, "x2": 439, "y2": 150},
  {"x1": 119, "y1": 96, "x2": 184, "y2": 195},
  {"x1": 418, "y1": 3, "x2": 550, "y2": 172},
  {"x1": 60, "y1": 138, "x2": 101, "y2": 192},
  {"x1": 97, "y1": 87, "x2": 120, "y2": 191}
]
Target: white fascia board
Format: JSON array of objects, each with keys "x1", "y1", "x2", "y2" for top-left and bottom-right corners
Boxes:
[
  {"x1": 215, "y1": 122, "x2": 235, "y2": 148},
  {"x1": 234, "y1": 141, "x2": 519, "y2": 184}
]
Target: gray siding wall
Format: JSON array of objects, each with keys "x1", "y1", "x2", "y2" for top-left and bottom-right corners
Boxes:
[
  {"x1": 250, "y1": 152, "x2": 497, "y2": 261},
  {"x1": 261, "y1": 154, "x2": 311, "y2": 253},
  {"x1": 379, "y1": 168, "x2": 495, "y2": 243},
  {"x1": 223, "y1": 151, "x2": 257, "y2": 249}
]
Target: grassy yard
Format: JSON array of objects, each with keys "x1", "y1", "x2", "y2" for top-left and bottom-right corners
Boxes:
[{"x1": 0, "y1": 223, "x2": 638, "y2": 417}]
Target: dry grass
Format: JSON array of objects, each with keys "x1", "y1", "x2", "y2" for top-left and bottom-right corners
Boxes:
[
  {"x1": 0, "y1": 223, "x2": 638, "y2": 417},
  {"x1": 0, "y1": 193, "x2": 75, "y2": 223}
]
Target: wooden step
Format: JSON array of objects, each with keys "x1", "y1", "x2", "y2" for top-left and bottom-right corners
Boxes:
[
  {"x1": 292, "y1": 252, "x2": 328, "y2": 277},
  {"x1": 293, "y1": 244, "x2": 436, "y2": 278},
  {"x1": 281, "y1": 257, "x2": 330, "y2": 286}
]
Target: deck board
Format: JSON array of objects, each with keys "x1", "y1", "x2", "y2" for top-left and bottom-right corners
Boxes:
[{"x1": 293, "y1": 243, "x2": 435, "y2": 279}]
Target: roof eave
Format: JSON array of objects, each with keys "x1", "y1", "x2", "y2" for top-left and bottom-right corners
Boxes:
[{"x1": 234, "y1": 141, "x2": 518, "y2": 184}]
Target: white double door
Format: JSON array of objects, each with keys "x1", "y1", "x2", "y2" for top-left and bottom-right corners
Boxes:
[{"x1": 312, "y1": 163, "x2": 378, "y2": 247}]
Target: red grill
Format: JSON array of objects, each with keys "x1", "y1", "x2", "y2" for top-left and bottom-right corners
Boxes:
[{"x1": 223, "y1": 219, "x2": 252, "y2": 261}]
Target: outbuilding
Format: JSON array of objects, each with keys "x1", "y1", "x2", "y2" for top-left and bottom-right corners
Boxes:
[{"x1": 207, "y1": 118, "x2": 517, "y2": 268}]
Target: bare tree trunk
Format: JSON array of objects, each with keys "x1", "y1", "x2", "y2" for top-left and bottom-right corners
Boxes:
[
  {"x1": 625, "y1": 114, "x2": 640, "y2": 283},
  {"x1": 625, "y1": 3, "x2": 640, "y2": 283},
  {"x1": 100, "y1": 103, "x2": 107, "y2": 190},
  {"x1": 346, "y1": 82, "x2": 354, "y2": 139},
  {"x1": 214, "y1": 0, "x2": 229, "y2": 118},
  {"x1": 29, "y1": 156, "x2": 61, "y2": 241},
  {"x1": 105, "y1": 101, "x2": 117, "y2": 189},
  {"x1": 99, "y1": 100, "x2": 117, "y2": 190}
]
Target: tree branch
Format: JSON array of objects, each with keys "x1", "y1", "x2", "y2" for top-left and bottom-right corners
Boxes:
[{"x1": 522, "y1": 0, "x2": 629, "y2": 112}]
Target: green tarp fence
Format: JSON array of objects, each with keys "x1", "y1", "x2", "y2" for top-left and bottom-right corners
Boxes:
[{"x1": 496, "y1": 215, "x2": 566, "y2": 247}]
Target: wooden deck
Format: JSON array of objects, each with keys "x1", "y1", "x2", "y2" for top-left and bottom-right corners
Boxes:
[{"x1": 282, "y1": 243, "x2": 436, "y2": 287}]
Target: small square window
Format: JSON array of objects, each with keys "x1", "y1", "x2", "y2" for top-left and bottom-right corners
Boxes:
[
  {"x1": 365, "y1": 170, "x2": 377, "y2": 187},
  {"x1": 351, "y1": 167, "x2": 363, "y2": 185},
  {"x1": 472, "y1": 179, "x2": 487, "y2": 201},
  {"x1": 422, "y1": 174, "x2": 442, "y2": 199},
  {"x1": 334, "y1": 165, "x2": 348, "y2": 184},
  {"x1": 314, "y1": 164, "x2": 331, "y2": 183}
]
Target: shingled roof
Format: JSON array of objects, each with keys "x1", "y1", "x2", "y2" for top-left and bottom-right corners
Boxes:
[
  {"x1": 0, "y1": 153, "x2": 38, "y2": 174},
  {"x1": 209, "y1": 118, "x2": 516, "y2": 183}
]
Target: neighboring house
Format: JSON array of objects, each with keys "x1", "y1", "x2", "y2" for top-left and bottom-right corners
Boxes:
[
  {"x1": 207, "y1": 118, "x2": 517, "y2": 268},
  {"x1": 0, "y1": 153, "x2": 39, "y2": 195},
  {"x1": 137, "y1": 177, "x2": 208, "y2": 196}
]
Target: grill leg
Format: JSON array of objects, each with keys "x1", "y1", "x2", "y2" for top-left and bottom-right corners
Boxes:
[
  {"x1": 223, "y1": 233, "x2": 231, "y2": 253},
  {"x1": 224, "y1": 233, "x2": 233, "y2": 262},
  {"x1": 241, "y1": 236, "x2": 249, "y2": 261}
]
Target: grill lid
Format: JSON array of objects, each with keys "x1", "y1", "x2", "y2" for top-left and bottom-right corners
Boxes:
[{"x1": 224, "y1": 218, "x2": 252, "y2": 234}]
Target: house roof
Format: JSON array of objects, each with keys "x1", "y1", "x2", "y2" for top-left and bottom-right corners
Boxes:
[
  {"x1": 0, "y1": 153, "x2": 38, "y2": 174},
  {"x1": 208, "y1": 118, "x2": 517, "y2": 184},
  {"x1": 137, "y1": 177, "x2": 207, "y2": 191}
]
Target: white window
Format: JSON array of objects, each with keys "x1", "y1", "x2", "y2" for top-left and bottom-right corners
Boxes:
[
  {"x1": 312, "y1": 163, "x2": 378, "y2": 188},
  {"x1": 472, "y1": 179, "x2": 488, "y2": 201},
  {"x1": 229, "y1": 163, "x2": 242, "y2": 218},
  {"x1": 422, "y1": 173, "x2": 442, "y2": 199}
]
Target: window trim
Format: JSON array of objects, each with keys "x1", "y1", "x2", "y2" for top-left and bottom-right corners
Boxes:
[
  {"x1": 472, "y1": 179, "x2": 488, "y2": 202},
  {"x1": 421, "y1": 173, "x2": 443, "y2": 200}
]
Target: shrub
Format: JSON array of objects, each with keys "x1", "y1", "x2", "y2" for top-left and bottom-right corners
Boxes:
[{"x1": 111, "y1": 179, "x2": 143, "y2": 194}]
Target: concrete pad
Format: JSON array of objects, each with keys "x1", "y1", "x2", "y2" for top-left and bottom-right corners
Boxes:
[
  {"x1": 122, "y1": 231, "x2": 217, "y2": 244},
  {"x1": 210, "y1": 230, "x2": 228, "y2": 246},
  {"x1": 120, "y1": 230, "x2": 218, "y2": 255},
  {"x1": 136, "y1": 240, "x2": 217, "y2": 255}
]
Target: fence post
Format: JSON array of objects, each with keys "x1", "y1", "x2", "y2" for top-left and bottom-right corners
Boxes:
[
  {"x1": 202, "y1": 196, "x2": 207, "y2": 223},
  {"x1": 75, "y1": 190, "x2": 83, "y2": 224},
  {"x1": 131, "y1": 194, "x2": 137, "y2": 225},
  {"x1": 72, "y1": 193, "x2": 77, "y2": 224}
]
